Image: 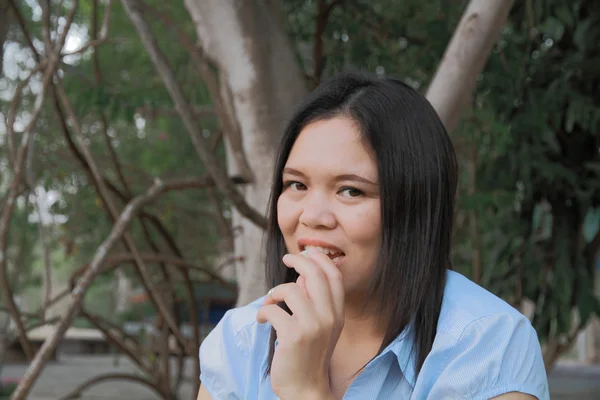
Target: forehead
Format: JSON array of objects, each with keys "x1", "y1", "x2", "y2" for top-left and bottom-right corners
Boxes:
[{"x1": 284, "y1": 117, "x2": 377, "y2": 178}]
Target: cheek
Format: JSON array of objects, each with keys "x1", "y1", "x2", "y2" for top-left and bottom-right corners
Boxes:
[
  {"x1": 345, "y1": 205, "x2": 381, "y2": 248},
  {"x1": 277, "y1": 195, "x2": 297, "y2": 236}
]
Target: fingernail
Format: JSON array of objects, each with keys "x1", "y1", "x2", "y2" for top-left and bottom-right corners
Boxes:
[
  {"x1": 300, "y1": 249, "x2": 310, "y2": 257},
  {"x1": 267, "y1": 288, "x2": 275, "y2": 296}
]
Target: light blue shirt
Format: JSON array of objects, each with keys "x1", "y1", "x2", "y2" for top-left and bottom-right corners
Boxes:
[{"x1": 199, "y1": 271, "x2": 549, "y2": 399}]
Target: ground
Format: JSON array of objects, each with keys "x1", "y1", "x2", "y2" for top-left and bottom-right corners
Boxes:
[{"x1": 2, "y1": 356, "x2": 599, "y2": 399}]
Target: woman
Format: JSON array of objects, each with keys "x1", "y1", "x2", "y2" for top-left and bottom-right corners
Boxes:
[{"x1": 196, "y1": 72, "x2": 549, "y2": 400}]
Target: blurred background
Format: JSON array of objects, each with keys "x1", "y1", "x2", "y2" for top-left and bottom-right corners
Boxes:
[{"x1": 0, "y1": 0, "x2": 599, "y2": 399}]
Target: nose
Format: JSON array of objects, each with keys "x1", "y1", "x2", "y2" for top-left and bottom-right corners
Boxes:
[{"x1": 298, "y1": 192, "x2": 337, "y2": 229}]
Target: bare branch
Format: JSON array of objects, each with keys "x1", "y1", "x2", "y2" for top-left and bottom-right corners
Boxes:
[
  {"x1": 136, "y1": 105, "x2": 216, "y2": 119},
  {"x1": 69, "y1": 252, "x2": 237, "y2": 290},
  {"x1": 10, "y1": 173, "x2": 221, "y2": 399},
  {"x1": 57, "y1": 373, "x2": 165, "y2": 400},
  {"x1": 6, "y1": 60, "x2": 48, "y2": 168},
  {"x1": 8, "y1": 0, "x2": 39, "y2": 62},
  {"x1": 124, "y1": 0, "x2": 266, "y2": 228},
  {"x1": 54, "y1": 76, "x2": 188, "y2": 346},
  {"x1": 134, "y1": 1, "x2": 254, "y2": 184},
  {"x1": 80, "y1": 309, "x2": 155, "y2": 375},
  {"x1": 0, "y1": 0, "x2": 79, "y2": 365},
  {"x1": 61, "y1": 0, "x2": 113, "y2": 56},
  {"x1": 61, "y1": 37, "x2": 126, "y2": 56},
  {"x1": 313, "y1": 0, "x2": 344, "y2": 82},
  {"x1": 11, "y1": 178, "x2": 168, "y2": 400}
]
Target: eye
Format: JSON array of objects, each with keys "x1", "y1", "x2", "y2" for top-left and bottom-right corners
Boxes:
[
  {"x1": 284, "y1": 181, "x2": 307, "y2": 191},
  {"x1": 339, "y1": 186, "x2": 363, "y2": 198}
]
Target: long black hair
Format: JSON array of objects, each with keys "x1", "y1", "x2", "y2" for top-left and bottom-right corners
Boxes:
[{"x1": 264, "y1": 71, "x2": 458, "y2": 378}]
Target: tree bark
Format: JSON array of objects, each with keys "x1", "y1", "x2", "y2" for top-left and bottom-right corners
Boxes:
[
  {"x1": 184, "y1": 0, "x2": 307, "y2": 305},
  {"x1": 425, "y1": 0, "x2": 514, "y2": 133}
]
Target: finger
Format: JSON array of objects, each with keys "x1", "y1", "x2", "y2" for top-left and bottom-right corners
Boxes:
[
  {"x1": 303, "y1": 250, "x2": 345, "y2": 319},
  {"x1": 264, "y1": 282, "x2": 314, "y2": 323},
  {"x1": 296, "y1": 275, "x2": 307, "y2": 296},
  {"x1": 282, "y1": 253, "x2": 335, "y2": 316},
  {"x1": 256, "y1": 304, "x2": 294, "y2": 334}
]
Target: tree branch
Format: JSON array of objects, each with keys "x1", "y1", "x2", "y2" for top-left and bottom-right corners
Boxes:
[
  {"x1": 136, "y1": 1, "x2": 253, "y2": 184},
  {"x1": 6, "y1": 60, "x2": 48, "y2": 168},
  {"x1": 80, "y1": 309, "x2": 155, "y2": 375},
  {"x1": 62, "y1": 0, "x2": 113, "y2": 56},
  {"x1": 8, "y1": 0, "x2": 38, "y2": 62},
  {"x1": 313, "y1": 0, "x2": 344, "y2": 82},
  {"x1": 57, "y1": 373, "x2": 165, "y2": 400},
  {"x1": 10, "y1": 177, "x2": 186, "y2": 400},
  {"x1": 69, "y1": 252, "x2": 236, "y2": 290},
  {"x1": 136, "y1": 105, "x2": 216, "y2": 119},
  {"x1": 124, "y1": 0, "x2": 266, "y2": 229},
  {"x1": 54, "y1": 77, "x2": 189, "y2": 351},
  {"x1": 425, "y1": 0, "x2": 515, "y2": 133},
  {"x1": 0, "y1": 0, "x2": 78, "y2": 365}
]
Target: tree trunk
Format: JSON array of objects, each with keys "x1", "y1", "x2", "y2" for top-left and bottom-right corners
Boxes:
[
  {"x1": 425, "y1": 0, "x2": 514, "y2": 133},
  {"x1": 184, "y1": 0, "x2": 307, "y2": 306}
]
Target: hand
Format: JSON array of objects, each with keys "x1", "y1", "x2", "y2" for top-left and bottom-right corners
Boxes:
[{"x1": 256, "y1": 249, "x2": 345, "y2": 400}]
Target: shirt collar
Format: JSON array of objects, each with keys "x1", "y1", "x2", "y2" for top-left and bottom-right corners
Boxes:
[
  {"x1": 382, "y1": 322, "x2": 417, "y2": 388},
  {"x1": 271, "y1": 323, "x2": 417, "y2": 387}
]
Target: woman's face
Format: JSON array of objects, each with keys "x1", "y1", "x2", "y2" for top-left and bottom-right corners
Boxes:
[{"x1": 277, "y1": 116, "x2": 381, "y2": 298}]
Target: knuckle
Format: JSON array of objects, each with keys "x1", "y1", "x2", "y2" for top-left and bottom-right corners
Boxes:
[
  {"x1": 304, "y1": 322, "x2": 322, "y2": 337},
  {"x1": 320, "y1": 314, "x2": 336, "y2": 328},
  {"x1": 289, "y1": 332, "x2": 305, "y2": 345}
]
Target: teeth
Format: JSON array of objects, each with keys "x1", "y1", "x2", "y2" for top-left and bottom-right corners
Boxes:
[{"x1": 303, "y1": 245, "x2": 340, "y2": 256}]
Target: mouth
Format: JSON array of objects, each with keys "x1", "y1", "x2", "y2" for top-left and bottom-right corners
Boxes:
[{"x1": 299, "y1": 244, "x2": 346, "y2": 266}]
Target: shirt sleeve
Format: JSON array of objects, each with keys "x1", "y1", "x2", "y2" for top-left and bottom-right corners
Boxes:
[
  {"x1": 428, "y1": 313, "x2": 550, "y2": 400},
  {"x1": 199, "y1": 309, "x2": 249, "y2": 399}
]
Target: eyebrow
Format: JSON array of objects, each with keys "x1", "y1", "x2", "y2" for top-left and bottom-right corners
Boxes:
[{"x1": 282, "y1": 167, "x2": 378, "y2": 186}]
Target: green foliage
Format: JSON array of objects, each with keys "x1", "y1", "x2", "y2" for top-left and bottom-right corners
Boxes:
[
  {"x1": 453, "y1": 0, "x2": 600, "y2": 344},
  {"x1": 283, "y1": 0, "x2": 600, "y2": 351},
  {"x1": 1, "y1": 0, "x2": 225, "y2": 321},
  {"x1": 2, "y1": 0, "x2": 599, "y2": 365}
]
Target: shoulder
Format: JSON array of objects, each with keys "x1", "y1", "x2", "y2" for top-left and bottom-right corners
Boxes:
[
  {"x1": 200, "y1": 295, "x2": 270, "y2": 357},
  {"x1": 198, "y1": 296, "x2": 271, "y2": 398},
  {"x1": 213, "y1": 295, "x2": 268, "y2": 344},
  {"x1": 420, "y1": 271, "x2": 549, "y2": 400},
  {"x1": 438, "y1": 270, "x2": 527, "y2": 336}
]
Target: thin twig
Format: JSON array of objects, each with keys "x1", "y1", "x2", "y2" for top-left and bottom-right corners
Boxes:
[
  {"x1": 61, "y1": 37, "x2": 126, "y2": 56},
  {"x1": 6, "y1": 60, "x2": 48, "y2": 168}
]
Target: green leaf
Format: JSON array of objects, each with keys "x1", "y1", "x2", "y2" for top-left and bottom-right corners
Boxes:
[{"x1": 541, "y1": 16, "x2": 565, "y2": 41}]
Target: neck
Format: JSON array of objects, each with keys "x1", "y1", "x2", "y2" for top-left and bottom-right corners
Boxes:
[
  {"x1": 339, "y1": 297, "x2": 386, "y2": 346},
  {"x1": 328, "y1": 301, "x2": 385, "y2": 396}
]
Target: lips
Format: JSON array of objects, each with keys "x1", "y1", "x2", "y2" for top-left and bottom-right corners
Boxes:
[{"x1": 297, "y1": 239, "x2": 346, "y2": 266}]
